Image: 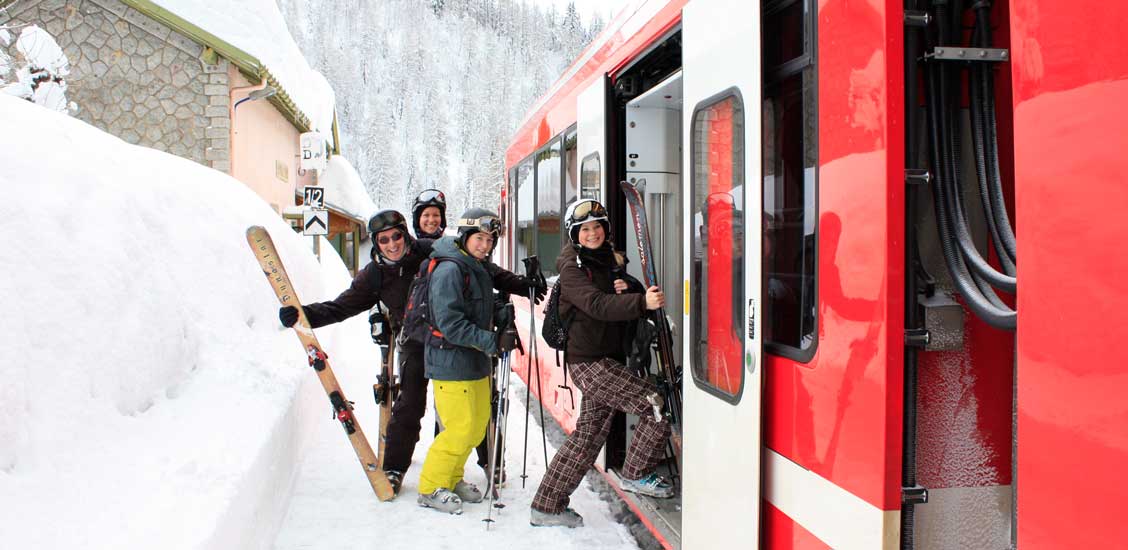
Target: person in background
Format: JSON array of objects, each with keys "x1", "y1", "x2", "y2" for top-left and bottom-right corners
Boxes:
[{"x1": 412, "y1": 188, "x2": 447, "y2": 239}]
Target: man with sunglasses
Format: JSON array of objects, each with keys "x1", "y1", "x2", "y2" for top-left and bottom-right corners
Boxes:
[{"x1": 277, "y1": 208, "x2": 544, "y2": 496}]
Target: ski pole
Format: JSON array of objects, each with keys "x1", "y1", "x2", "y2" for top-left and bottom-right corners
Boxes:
[
  {"x1": 519, "y1": 256, "x2": 549, "y2": 488},
  {"x1": 482, "y1": 349, "x2": 505, "y2": 529}
]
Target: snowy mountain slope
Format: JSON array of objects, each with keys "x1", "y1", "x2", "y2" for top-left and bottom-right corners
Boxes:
[{"x1": 276, "y1": 0, "x2": 600, "y2": 221}]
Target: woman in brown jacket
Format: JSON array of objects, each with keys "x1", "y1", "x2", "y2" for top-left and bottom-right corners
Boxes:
[{"x1": 530, "y1": 199, "x2": 675, "y2": 528}]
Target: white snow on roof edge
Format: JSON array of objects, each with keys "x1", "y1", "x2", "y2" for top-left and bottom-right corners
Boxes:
[{"x1": 147, "y1": 0, "x2": 336, "y2": 135}]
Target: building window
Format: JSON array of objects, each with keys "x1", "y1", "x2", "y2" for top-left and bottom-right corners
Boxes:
[
  {"x1": 515, "y1": 160, "x2": 535, "y2": 268},
  {"x1": 763, "y1": 0, "x2": 818, "y2": 359},
  {"x1": 536, "y1": 138, "x2": 563, "y2": 275},
  {"x1": 580, "y1": 152, "x2": 600, "y2": 200},
  {"x1": 690, "y1": 90, "x2": 745, "y2": 401}
]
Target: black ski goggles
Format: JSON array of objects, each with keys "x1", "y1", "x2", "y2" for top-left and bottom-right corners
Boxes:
[
  {"x1": 416, "y1": 189, "x2": 446, "y2": 207},
  {"x1": 459, "y1": 216, "x2": 502, "y2": 235},
  {"x1": 368, "y1": 210, "x2": 407, "y2": 234},
  {"x1": 569, "y1": 200, "x2": 607, "y2": 223}
]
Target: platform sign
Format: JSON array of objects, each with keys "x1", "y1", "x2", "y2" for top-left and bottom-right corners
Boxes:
[
  {"x1": 303, "y1": 209, "x2": 328, "y2": 236},
  {"x1": 300, "y1": 132, "x2": 328, "y2": 171},
  {"x1": 304, "y1": 186, "x2": 325, "y2": 209}
]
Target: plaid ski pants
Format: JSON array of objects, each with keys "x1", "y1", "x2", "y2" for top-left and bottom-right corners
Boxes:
[{"x1": 532, "y1": 357, "x2": 670, "y2": 514}]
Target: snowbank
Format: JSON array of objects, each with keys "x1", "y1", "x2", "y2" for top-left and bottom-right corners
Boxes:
[{"x1": 0, "y1": 95, "x2": 374, "y2": 549}]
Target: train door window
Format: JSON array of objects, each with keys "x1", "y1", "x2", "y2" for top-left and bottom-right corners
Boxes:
[
  {"x1": 690, "y1": 90, "x2": 745, "y2": 401},
  {"x1": 580, "y1": 153, "x2": 600, "y2": 200},
  {"x1": 515, "y1": 159, "x2": 535, "y2": 268},
  {"x1": 536, "y1": 138, "x2": 562, "y2": 276},
  {"x1": 763, "y1": 0, "x2": 818, "y2": 359},
  {"x1": 564, "y1": 128, "x2": 578, "y2": 210}
]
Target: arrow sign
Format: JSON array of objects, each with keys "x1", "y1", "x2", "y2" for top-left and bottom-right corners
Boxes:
[{"x1": 303, "y1": 210, "x2": 328, "y2": 236}]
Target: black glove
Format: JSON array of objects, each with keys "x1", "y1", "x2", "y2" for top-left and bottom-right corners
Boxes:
[
  {"x1": 279, "y1": 305, "x2": 299, "y2": 328},
  {"x1": 497, "y1": 323, "x2": 523, "y2": 355},
  {"x1": 369, "y1": 309, "x2": 389, "y2": 346},
  {"x1": 525, "y1": 276, "x2": 547, "y2": 305}
]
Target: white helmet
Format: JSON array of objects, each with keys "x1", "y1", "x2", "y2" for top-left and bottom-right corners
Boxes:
[{"x1": 564, "y1": 199, "x2": 610, "y2": 246}]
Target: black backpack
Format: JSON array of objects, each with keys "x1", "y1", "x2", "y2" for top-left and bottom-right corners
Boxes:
[
  {"x1": 400, "y1": 257, "x2": 468, "y2": 346},
  {"x1": 540, "y1": 278, "x2": 573, "y2": 350}
]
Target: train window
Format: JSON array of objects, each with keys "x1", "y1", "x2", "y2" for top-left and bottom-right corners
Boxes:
[
  {"x1": 536, "y1": 138, "x2": 562, "y2": 275},
  {"x1": 690, "y1": 89, "x2": 745, "y2": 402},
  {"x1": 515, "y1": 159, "x2": 535, "y2": 268},
  {"x1": 580, "y1": 152, "x2": 600, "y2": 200},
  {"x1": 564, "y1": 129, "x2": 578, "y2": 208},
  {"x1": 763, "y1": 0, "x2": 818, "y2": 360}
]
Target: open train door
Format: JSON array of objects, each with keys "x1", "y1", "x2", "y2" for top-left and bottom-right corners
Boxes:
[
  {"x1": 681, "y1": 1, "x2": 763, "y2": 548},
  {"x1": 577, "y1": 76, "x2": 609, "y2": 204}
]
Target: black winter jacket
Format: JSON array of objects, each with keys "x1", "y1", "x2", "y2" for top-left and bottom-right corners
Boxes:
[{"x1": 556, "y1": 243, "x2": 647, "y2": 363}]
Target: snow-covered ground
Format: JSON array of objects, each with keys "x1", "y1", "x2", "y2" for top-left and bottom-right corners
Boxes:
[{"x1": 0, "y1": 96, "x2": 638, "y2": 549}]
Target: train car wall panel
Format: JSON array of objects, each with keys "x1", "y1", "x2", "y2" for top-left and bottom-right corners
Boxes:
[
  {"x1": 762, "y1": 0, "x2": 906, "y2": 516},
  {"x1": 1010, "y1": 1, "x2": 1128, "y2": 548}
]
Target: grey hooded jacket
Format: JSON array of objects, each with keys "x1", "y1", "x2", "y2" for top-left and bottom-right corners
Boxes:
[{"x1": 424, "y1": 236, "x2": 499, "y2": 381}]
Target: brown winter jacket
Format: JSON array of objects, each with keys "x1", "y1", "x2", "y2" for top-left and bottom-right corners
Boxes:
[{"x1": 555, "y1": 243, "x2": 647, "y2": 363}]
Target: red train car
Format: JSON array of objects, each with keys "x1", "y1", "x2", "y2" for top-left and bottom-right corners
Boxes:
[{"x1": 496, "y1": 0, "x2": 1128, "y2": 548}]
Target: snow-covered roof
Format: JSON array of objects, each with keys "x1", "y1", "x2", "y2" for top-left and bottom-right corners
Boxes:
[
  {"x1": 142, "y1": 0, "x2": 336, "y2": 135},
  {"x1": 318, "y1": 155, "x2": 377, "y2": 222}
]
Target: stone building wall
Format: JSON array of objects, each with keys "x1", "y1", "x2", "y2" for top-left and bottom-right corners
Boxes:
[{"x1": 0, "y1": 0, "x2": 230, "y2": 171}]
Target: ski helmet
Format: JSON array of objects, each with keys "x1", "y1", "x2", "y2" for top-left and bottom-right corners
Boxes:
[
  {"x1": 456, "y1": 207, "x2": 502, "y2": 254},
  {"x1": 564, "y1": 199, "x2": 610, "y2": 247},
  {"x1": 411, "y1": 188, "x2": 447, "y2": 238},
  {"x1": 367, "y1": 209, "x2": 412, "y2": 262}
]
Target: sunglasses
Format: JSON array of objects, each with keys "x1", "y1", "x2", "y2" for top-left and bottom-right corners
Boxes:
[
  {"x1": 377, "y1": 231, "x2": 405, "y2": 245},
  {"x1": 460, "y1": 216, "x2": 502, "y2": 234},
  {"x1": 570, "y1": 200, "x2": 607, "y2": 222}
]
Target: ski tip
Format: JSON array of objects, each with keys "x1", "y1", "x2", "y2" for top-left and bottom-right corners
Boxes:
[{"x1": 246, "y1": 225, "x2": 266, "y2": 236}]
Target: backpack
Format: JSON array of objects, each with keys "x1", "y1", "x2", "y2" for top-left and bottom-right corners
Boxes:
[
  {"x1": 540, "y1": 278, "x2": 573, "y2": 350},
  {"x1": 400, "y1": 258, "x2": 468, "y2": 346}
]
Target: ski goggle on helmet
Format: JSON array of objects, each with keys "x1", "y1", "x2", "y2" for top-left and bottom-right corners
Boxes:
[
  {"x1": 415, "y1": 189, "x2": 446, "y2": 208},
  {"x1": 458, "y1": 215, "x2": 502, "y2": 237},
  {"x1": 368, "y1": 209, "x2": 409, "y2": 235},
  {"x1": 565, "y1": 199, "x2": 609, "y2": 245}
]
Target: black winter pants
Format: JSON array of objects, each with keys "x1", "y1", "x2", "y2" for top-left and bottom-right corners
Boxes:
[{"x1": 381, "y1": 343, "x2": 492, "y2": 474}]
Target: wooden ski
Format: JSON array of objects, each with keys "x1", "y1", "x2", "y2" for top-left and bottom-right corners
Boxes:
[{"x1": 246, "y1": 226, "x2": 395, "y2": 502}]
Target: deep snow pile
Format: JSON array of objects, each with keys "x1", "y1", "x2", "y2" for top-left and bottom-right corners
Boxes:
[
  {"x1": 0, "y1": 96, "x2": 640, "y2": 550},
  {"x1": 0, "y1": 94, "x2": 363, "y2": 548}
]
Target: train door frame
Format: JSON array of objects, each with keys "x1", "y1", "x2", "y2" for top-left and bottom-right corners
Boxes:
[{"x1": 681, "y1": 0, "x2": 764, "y2": 547}]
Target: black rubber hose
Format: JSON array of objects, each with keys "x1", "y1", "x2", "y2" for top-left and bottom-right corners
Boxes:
[
  {"x1": 926, "y1": 63, "x2": 1017, "y2": 329},
  {"x1": 967, "y1": 20, "x2": 1017, "y2": 275},
  {"x1": 901, "y1": 1, "x2": 924, "y2": 546},
  {"x1": 941, "y1": 89, "x2": 1017, "y2": 292},
  {"x1": 975, "y1": 6, "x2": 1018, "y2": 261}
]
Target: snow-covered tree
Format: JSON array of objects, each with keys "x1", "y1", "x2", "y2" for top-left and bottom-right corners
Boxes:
[
  {"x1": 0, "y1": 24, "x2": 73, "y2": 114},
  {"x1": 275, "y1": 0, "x2": 596, "y2": 218}
]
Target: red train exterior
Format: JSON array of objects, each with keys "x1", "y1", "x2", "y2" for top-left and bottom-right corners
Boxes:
[{"x1": 498, "y1": 0, "x2": 1128, "y2": 548}]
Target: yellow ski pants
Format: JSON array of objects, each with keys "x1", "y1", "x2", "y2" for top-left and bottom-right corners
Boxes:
[{"x1": 418, "y1": 376, "x2": 491, "y2": 494}]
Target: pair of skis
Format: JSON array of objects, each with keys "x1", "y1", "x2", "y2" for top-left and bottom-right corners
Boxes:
[
  {"x1": 620, "y1": 180, "x2": 684, "y2": 461},
  {"x1": 246, "y1": 226, "x2": 396, "y2": 502}
]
